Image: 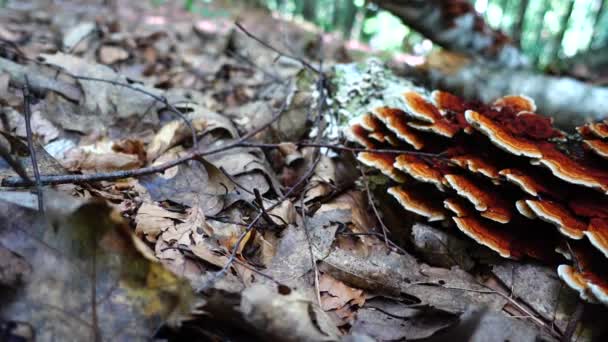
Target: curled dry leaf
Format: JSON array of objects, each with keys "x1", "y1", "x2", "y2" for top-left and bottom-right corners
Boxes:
[
  {"x1": 140, "y1": 157, "x2": 234, "y2": 216},
  {"x1": 208, "y1": 147, "x2": 281, "y2": 199},
  {"x1": 2, "y1": 107, "x2": 60, "y2": 144},
  {"x1": 61, "y1": 138, "x2": 146, "y2": 171},
  {"x1": 268, "y1": 199, "x2": 296, "y2": 226},
  {"x1": 146, "y1": 104, "x2": 237, "y2": 162},
  {"x1": 98, "y1": 45, "x2": 129, "y2": 64},
  {"x1": 135, "y1": 202, "x2": 185, "y2": 242},
  {"x1": 62, "y1": 22, "x2": 97, "y2": 52},
  {"x1": 319, "y1": 272, "x2": 365, "y2": 325},
  {"x1": 304, "y1": 151, "x2": 337, "y2": 203},
  {"x1": 277, "y1": 142, "x2": 303, "y2": 166}
]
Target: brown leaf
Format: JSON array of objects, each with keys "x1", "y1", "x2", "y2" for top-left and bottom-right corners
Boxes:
[
  {"x1": 61, "y1": 139, "x2": 144, "y2": 171},
  {"x1": 319, "y1": 273, "x2": 365, "y2": 311},
  {"x1": 135, "y1": 202, "x2": 184, "y2": 242},
  {"x1": 146, "y1": 104, "x2": 237, "y2": 162},
  {"x1": 98, "y1": 45, "x2": 129, "y2": 64},
  {"x1": 3, "y1": 107, "x2": 60, "y2": 144},
  {"x1": 0, "y1": 192, "x2": 198, "y2": 341}
]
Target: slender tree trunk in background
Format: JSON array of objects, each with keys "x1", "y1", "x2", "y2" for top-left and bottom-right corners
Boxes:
[
  {"x1": 494, "y1": 0, "x2": 509, "y2": 28},
  {"x1": 590, "y1": 0, "x2": 606, "y2": 47},
  {"x1": 497, "y1": 0, "x2": 511, "y2": 29},
  {"x1": 340, "y1": 0, "x2": 358, "y2": 40},
  {"x1": 531, "y1": 0, "x2": 550, "y2": 65},
  {"x1": 551, "y1": 0, "x2": 575, "y2": 62},
  {"x1": 349, "y1": 2, "x2": 369, "y2": 41},
  {"x1": 332, "y1": 0, "x2": 342, "y2": 34},
  {"x1": 302, "y1": 0, "x2": 317, "y2": 22},
  {"x1": 294, "y1": 0, "x2": 303, "y2": 17},
  {"x1": 512, "y1": 0, "x2": 529, "y2": 46}
]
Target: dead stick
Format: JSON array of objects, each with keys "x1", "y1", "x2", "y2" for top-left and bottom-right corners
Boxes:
[
  {"x1": 1, "y1": 97, "x2": 290, "y2": 187},
  {"x1": 22, "y1": 77, "x2": 44, "y2": 212},
  {"x1": 1, "y1": 142, "x2": 444, "y2": 187}
]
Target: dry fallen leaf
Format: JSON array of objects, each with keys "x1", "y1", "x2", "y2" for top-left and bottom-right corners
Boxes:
[
  {"x1": 0, "y1": 192, "x2": 198, "y2": 341},
  {"x1": 2, "y1": 107, "x2": 60, "y2": 144},
  {"x1": 98, "y1": 45, "x2": 129, "y2": 64},
  {"x1": 147, "y1": 104, "x2": 238, "y2": 162},
  {"x1": 319, "y1": 272, "x2": 365, "y2": 324},
  {"x1": 140, "y1": 157, "x2": 233, "y2": 216},
  {"x1": 61, "y1": 139, "x2": 145, "y2": 171},
  {"x1": 135, "y1": 202, "x2": 185, "y2": 242}
]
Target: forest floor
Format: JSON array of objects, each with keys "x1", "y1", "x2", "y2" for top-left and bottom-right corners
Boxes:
[{"x1": 0, "y1": 1, "x2": 604, "y2": 341}]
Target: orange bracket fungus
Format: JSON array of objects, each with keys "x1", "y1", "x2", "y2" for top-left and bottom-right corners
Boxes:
[{"x1": 347, "y1": 89, "x2": 608, "y2": 305}]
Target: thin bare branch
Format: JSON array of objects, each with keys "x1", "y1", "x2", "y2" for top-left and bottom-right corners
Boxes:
[
  {"x1": 235, "y1": 22, "x2": 320, "y2": 74},
  {"x1": 22, "y1": 77, "x2": 44, "y2": 212}
]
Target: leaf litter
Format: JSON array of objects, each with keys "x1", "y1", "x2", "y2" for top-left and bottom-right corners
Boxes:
[{"x1": 0, "y1": 1, "x2": 602, "y2": 341}]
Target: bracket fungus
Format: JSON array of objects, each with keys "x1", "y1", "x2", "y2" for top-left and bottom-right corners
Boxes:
[{"x1": 347, "y1": 89, "x2": 608, "y2": 306}]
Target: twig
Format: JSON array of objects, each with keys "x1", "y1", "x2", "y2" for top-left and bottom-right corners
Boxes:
[
  {"x1": 235, "y1": 22, "x2": 320, "y2": 74},
  {"x1": 254, "y1": 188, "x2": 279, "y2": 230},
  {"x1": 300, "y1": 181, "x2": 323, "y2": 307},
  {"x1": 244, "y1": 141, "x2": 446, "y2": 159},
  {"x1": 1, "y1": 141, "x2": 445, "y2": 187},
  {"x1": 1, "y1": 99, "x2": 290, "y2": 187},
  {"x1": 424, "y1": 283, "x2": 563, "y2": 339},
  {"x1": 354, "y1": 151, "x2": 390, "y2": 247},
  {"x1": 198, "y1": 144, "x2": 322, "y2": 292},
  {"x1": 225, "y1": 49, "x2": 283, "y2": 83},
  {"x1": 22, "y1": 77, "x2": 44, "y2": 212}
]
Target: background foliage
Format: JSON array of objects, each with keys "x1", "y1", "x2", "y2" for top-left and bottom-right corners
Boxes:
[{"x1": 165, "y1": 0, "x2": 608, "y2": 70}]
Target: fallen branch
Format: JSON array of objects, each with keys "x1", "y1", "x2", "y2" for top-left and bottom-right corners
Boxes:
[{"x1": 1, "y1": 142, "x2": 443, "y2": 187}]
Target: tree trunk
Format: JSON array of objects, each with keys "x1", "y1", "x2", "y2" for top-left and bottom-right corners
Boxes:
[
  {"x1": 372, "y1": 0, "x2": 529, "y2": 67},
  {"x1": 339, "y1": 0, "x2": 358, "y2": 39},
  {"x1": 590, "y1": 0, "x2": 606, "y2": 47},
  {"x1": 423, "y1": 59, "x2": 608, "y2": 127},
  {"x1": 530, "y1": 0, "x2": 550, "y2": 65},
  {"x1": 302, "y1": 0, "x2": 317, "y2": 22},
  {"x1": 550, "y1": 0, "x2": 575, "y2": 63},
  {"x1": 512, "y1": 0, "x2": 529, "y2": 45}
]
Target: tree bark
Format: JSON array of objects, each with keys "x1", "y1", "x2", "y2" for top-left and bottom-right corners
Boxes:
[
  {"x1": 550, "y1": 0, "x2": 575, "y2": 62},
  {"x1": 302, "y1": 0, "x2": 317, "y2": 22},
  {"x1": 512, "y1": 0, "x2": 529, "y2": 45},
  {"x1": 590, "y1": 0, "x2": 605, "y2": 47},
  {"x1": 372, "y1": 0, "x2": 529, "y2": 67},
  {"x1": 424, "y1": 60, "x2": 608, "y2": 127}
]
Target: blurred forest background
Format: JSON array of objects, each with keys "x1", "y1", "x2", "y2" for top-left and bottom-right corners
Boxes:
[
  {"x1": 2, "y1": 1, "x2": 608, "y2": 340},
  {"x1": 157, "y1": 0, "x2": 608, "y2": 75}
]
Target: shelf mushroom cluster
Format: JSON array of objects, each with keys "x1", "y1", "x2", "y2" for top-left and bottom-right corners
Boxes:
[{"x1": 346, "y1": 89, "x2": 608, "y2": 305}]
